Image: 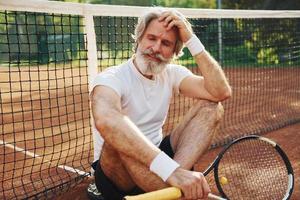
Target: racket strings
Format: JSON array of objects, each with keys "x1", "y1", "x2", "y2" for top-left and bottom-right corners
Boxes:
[{"x1": 217, "y1": 139, "x2": 289, "y2": 200}]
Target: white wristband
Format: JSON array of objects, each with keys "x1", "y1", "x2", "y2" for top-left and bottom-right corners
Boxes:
[
  {"x1": 150, "y1": 151, "x2": 180, "y2": 182},
  {"x1": 185, "y1": 34, "x2": 205, "y2": 56}
]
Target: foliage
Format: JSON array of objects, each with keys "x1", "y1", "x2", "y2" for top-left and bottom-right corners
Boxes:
[
  {"x1": 0, "y1": 11, "x2": 85, "y2": 64},
  {"x1": 50, "y1": 0, "x2": 300, "y2": 9},
  {"x1": 155, "y1": 0, "x2": 216, "y2": 8},
  {"x1": 222, "y1": 0, "x2": 300, "y2": 10},
  {"x1": 89, "y1": 0, "x2": 152, "y2": 6},
  {"x1": 51, "y1": 0, "x2": 216, "y2": 8}
]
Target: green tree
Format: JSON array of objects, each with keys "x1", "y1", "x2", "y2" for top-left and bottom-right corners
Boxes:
[
  {"x1": 80, "y1": 0, "x2": 153, "y2": 6},
  {"x1": 155, "y1": 0, "x2": 216, "y2": 8},
  {"x1": 222, "y1": 0, "x2": 300, "y2": 10},
  {"x1": 52, "y1": 0, "x2": 87, "y2": 2},
  {"x1": 51, "y1": 0, "x2": 216, "y2": 8},
  {"x1": 220, "y1": 0, "x2": 300, "y2": 66}
]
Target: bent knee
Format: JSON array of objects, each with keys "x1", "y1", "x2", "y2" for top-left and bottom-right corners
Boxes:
[{"x1": 194, "y1": 100, "x2": 224, "y2": 122}]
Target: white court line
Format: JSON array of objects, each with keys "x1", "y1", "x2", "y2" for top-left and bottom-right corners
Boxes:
[{"x1": 0, "y1": 139, "x2": 90, "y2": 176}]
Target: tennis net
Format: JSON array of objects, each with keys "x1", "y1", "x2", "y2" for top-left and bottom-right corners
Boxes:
[{"x1": 1, "y1": 0, "x2": 300, "y2": 199}]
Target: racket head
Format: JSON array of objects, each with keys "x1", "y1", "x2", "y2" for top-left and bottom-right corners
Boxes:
[{"x1": 213, "y1": 135, "x2": 294, "y2": 200}]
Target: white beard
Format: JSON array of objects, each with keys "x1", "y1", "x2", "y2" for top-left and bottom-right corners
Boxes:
[{"x1": 135, "y1": 48, "x2": 172, "y2": 76}]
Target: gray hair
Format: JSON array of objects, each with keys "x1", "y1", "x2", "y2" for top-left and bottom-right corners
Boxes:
[{"x1": 132, "y1": 7, "x2": 192, "y2": 58}]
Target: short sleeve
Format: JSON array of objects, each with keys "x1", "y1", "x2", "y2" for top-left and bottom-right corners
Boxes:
[
  {"x1": 169, "y1": 65, "x2": 193, "y2": 94},
  {"x1": 91, "y1": 68, "x2": 123, "y2": 97}
]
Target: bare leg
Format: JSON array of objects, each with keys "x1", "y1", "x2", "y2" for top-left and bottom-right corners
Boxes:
[
  {"x1": 119, "y1": 154, "x2": 169, "y2": 191},
  {"x1": 100, "y1": 143, "x2": 168, "y2": 192},
  {"x1": 99, "y1": 143, "x2": 136, "y2": 191},
  {"x1": 99, "y1": 100, "x2": 223, "y2": 192},
  {"x1": 170, "y1": 100, "x2": 224, "y2": 169}
]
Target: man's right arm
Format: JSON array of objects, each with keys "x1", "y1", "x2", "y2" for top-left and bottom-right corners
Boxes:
[{"x1": 91, "y1": 85, "x2": 160, "y2": 166}]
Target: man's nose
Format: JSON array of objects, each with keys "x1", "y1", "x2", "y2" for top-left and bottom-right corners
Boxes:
[{"x1": 152, "y1": 41, "x2": 161, "y2": 53}]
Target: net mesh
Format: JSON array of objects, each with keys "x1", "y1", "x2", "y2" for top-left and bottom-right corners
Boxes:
[
  {"x1": 0, "y1": 4, "x2": 300, "y2": 199},
  {"x1": 0, "y1": 11, "x2": 92, "y2": 199}
]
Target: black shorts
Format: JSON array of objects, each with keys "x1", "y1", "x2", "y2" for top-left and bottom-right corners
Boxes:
[{"x1": 93, "y1": 135, "x2": 174, "y2": 200}]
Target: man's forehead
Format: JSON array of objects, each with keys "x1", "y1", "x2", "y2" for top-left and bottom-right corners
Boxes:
[{"x1": 144, "y1": 19, "x2": 178, "y2": 39}]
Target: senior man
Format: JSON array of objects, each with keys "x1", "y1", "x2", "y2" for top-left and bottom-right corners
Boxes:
[{"x1": 88, "y1": 7, "x2": 231, "y2": 200}]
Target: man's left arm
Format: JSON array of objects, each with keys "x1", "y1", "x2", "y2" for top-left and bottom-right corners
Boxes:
[
  {"x1": 179, "y1": 49, "x2": 232, "y2": 102},
  {"x1": 159, "y1": 11, "x2": 232, "y2": 102}
]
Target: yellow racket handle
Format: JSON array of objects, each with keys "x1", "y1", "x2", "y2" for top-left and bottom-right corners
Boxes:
[
  {"x1": 124, "y1": 187, "x2": 181, "y2": 200},
  {"x1": 124, "y1": 187, "x2": 227, "y2": 200}
]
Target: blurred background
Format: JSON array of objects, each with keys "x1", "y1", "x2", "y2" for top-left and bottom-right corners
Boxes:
[{"x1": 51, "y1": 0, "x2": 300, "y2": 10}]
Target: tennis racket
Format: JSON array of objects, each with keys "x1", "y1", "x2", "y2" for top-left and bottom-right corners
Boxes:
[{"x1": 125, "y1": 135, "x2": 294, "y2": 200}]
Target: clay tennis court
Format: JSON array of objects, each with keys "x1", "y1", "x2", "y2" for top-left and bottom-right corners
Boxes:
[{"x1": 1, "y1": 65, "x2": 299, "y2": 199}]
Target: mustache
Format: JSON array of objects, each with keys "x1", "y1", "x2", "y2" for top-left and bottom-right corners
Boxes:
[{"x1": 141, "y1": 49, "x2": 170, "y2": 62}]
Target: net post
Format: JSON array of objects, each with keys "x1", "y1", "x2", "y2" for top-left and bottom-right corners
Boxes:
[
  {"x1": 83, "y1": 13, "x2": 98, "y2": 93},
  {"x1": 83, "y1": 14, "x2": 98, "y2": 174}
]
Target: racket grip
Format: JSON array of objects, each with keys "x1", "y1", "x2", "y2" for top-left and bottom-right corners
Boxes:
[
  {"x1": 124, "y1": 187, "x2": 181, "y2": 200},
  {"x1": 124, "y1": 187, "x2": 226, "y2": 200}
]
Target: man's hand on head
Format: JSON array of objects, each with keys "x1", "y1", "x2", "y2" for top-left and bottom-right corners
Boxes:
[{"x1": 158, "y1": 11, "x2": 193, "y2": 43}]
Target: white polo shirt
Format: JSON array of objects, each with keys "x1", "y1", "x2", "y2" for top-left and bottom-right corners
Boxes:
[{"x1": 91, "y1": 58, "x2": 193, "y2": 161}]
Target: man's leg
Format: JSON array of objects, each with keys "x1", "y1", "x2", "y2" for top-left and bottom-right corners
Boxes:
[
  {"x1": 97, "y1": 143, "x2": 136, "y2": 191},
  {"x1": 97, "y1": 143, "x2": 169, "y2": 195},
  {"x1": 170, "y1": 100, "x2": 224, "y2": 169},
  {"x1": 92, "y1": 143, "x2": 145, "y2": 200},
  {"x1": 96, "y1": 100, "x2": 223, "y2": 196}
]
